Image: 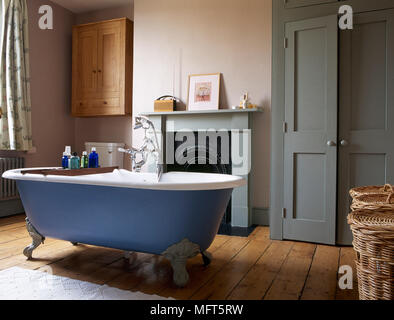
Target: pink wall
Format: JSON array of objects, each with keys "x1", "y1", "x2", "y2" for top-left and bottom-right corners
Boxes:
[
  {"x1": 75, "y1": 4, "x2": 134, "y2": 25},
  {"x1": 133, "y1": 0, "x2": 272, "y2": 208},
  {"x1": 0, "y1": 0, "x2": 75, "y2": 168}
]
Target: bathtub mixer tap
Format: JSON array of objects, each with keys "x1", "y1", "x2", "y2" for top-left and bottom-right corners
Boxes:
[{"x1": 118, "y1": 116, "x2": 163, "y2": 180}]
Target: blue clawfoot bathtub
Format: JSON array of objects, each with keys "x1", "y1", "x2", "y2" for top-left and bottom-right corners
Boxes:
[{"x1": 2, "y1": 168, "x2": 245, "y2": 287}]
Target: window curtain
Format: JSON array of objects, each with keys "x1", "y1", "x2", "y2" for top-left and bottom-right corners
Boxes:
[{"x1": 0, "y1": 0, "x2": 32, "y2": 151}]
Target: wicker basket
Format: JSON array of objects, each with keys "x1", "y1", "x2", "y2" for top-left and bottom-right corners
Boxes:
[
  {"x1": 349, "y1": 184, "x2": 393, "y2": 199},
  {"x1": 351, "y1": 193, "x2": 394, "y2": 211},
  {"x1": 348, "y1": 209, "x2": 394, "y2": 300}
]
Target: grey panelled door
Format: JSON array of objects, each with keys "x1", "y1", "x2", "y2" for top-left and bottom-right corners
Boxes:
[
  {"x1": 283, "y1": 15, "x2": 338, "y2": 245},
  {"x1": 337, "y1": 9, "x2": 394, "y2": 245}
]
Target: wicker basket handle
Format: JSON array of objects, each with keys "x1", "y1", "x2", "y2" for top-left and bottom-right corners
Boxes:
[
  {"x1": 383, "y1": 184, "x2": 393, "y2": 192},
  {"x1": 386, "y1": 192, "x2": 394, "y2": 203}
]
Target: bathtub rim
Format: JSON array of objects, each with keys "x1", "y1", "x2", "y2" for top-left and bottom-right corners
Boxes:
[{"x1": 3, "y1": 167, "x2": 246, "y2": 191}]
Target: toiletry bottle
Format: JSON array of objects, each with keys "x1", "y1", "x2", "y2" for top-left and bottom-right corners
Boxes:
[
  {"x1": 62, "y1": 153, "x2": 69, "y2": 169},
  {"x1": 80, "y1": 151, "x2": 89, "y2": 169},
  {"x1": 70, "y1": 152, "x2": 80, "y2": 170},
  {"x1": 62, "y1": 146, "x2": 71, "y2": 169},
  {"x1": 89, "y1": 147, "x2": 99, "y2": 168}
]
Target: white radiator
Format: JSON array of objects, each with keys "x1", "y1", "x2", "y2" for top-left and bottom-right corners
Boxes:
[{"x1": 0, "y1": 157, "x2": 24, "y2": 200}]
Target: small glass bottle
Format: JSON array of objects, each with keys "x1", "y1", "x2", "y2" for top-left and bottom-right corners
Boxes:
[
  {"x1": 62, "y1": 152, "x2": 69, "y2": 169},
  {"x1": 88, "y1": 147, "x2": 99, "y2": 168},
  {"x1": 80, "y1": 151, "x2": 89, "y2": 168},
  {"x1": 62, "y1": 146, "x2": 71, "y2": 169},
  {"x1": 70, "y1": 152, "x2": 80, "y2": 170}
]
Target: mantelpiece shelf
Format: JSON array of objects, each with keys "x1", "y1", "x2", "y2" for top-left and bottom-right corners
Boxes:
[{"x1": 141, "y1": 108, "x2": 262, "y2": 117}]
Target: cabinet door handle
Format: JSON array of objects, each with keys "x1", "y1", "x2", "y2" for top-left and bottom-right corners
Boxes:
[
  {"x1": 93, "y1": 70, "x2": 97, "y2": 73},
  {"x1": 340, "y1": 140, "x2": 349, "y2": 147},
  {"x1": 103, "y1": 101, "x2": 108, "y2": 105},
  {"x1": 98, "y1": 70, "x2": 102, "y2": 73},
  {"x1": 327, "y1": 140, "x2": 337, "y2": 147}
]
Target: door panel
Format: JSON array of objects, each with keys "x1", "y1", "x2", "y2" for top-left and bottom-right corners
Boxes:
[
  {"x1": 338, "y1": 10, "x2": 394, "y2": 245},
  {"x1": 284, "y1": 15, "x2": 338, "y2": 245},
  {"x1": 351, "y1": 21, "x2": 387, "y2": 131},
  {"x1": 294, "y1": 153, "x2": 326, "y2": 221},
  {"x1": 75, "y1": 29, "x2": 97, "y2": 99},
  {"x1": 295, "y1": 27, "x2": 327, "y2": 132},
  {"x1": 349, "y1": 154, "x2": 387, "y2": 188},
  {"x1": 97, "y1": 23, "x2": 121, "y2": 98}
]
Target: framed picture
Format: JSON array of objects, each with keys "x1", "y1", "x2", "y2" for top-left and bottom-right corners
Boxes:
[{"x1": 187, "y1": 73, "x2": 221, "y2": 111}]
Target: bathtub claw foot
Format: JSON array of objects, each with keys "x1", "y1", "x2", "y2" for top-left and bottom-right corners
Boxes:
[
  {"x1": 162, "y1": 239, "x2": 200, "y2": 287},
  {"x1": 123, "y1": 251, "x2": 134, "y2": 263},
  {"x1": 201, "y1": 251, "x2": 212, "y2": 266},
  {"x1": 23, "y1": 218, "x2": 45, "y2": 260}
]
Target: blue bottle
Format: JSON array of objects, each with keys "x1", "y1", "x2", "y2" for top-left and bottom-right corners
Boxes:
[
  {"x1": 62, "y1": 153, "x2": 69, "y2": 169},
  {"x1": 88, "y1": 147, "x2": 99, "y2": 168},
  {"x1": 62, "y1": 146, "x2": 71, "y2": 169}
]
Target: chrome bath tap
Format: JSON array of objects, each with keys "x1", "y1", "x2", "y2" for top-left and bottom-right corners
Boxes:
[{"x1": 118, "y1": 116, "x2": 163, "y2": 181}]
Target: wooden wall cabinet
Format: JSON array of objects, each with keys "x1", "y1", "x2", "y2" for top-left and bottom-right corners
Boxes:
[{"x1": 72, "y1": 18, "x2": 133, "y2": 117}]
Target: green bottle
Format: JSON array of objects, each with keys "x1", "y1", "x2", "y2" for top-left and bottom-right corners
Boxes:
[
  {"x1": 70, "y1": 152, "x2": 80, "y2": 170},
  {"x1": 80, "y1": 151, "x2": 89, "y2": 168}
]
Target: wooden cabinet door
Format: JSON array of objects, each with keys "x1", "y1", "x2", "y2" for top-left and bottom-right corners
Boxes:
[
  {"x1": 97, "y1": 22, "x2": 122, "y2": 98},
  {"x1": 283, "y1": 15, "x2": 338, "y2": 245},
  {"x1": 73, "y1": 28, "x2": 98, "y2": 100}
]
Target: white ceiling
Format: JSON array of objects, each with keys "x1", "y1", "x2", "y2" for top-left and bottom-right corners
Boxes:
[{"x1": 50, "y1": 0, "x2": 132, "y2": 14}]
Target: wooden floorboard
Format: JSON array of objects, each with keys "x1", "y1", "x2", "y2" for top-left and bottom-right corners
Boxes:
[
  {"x1": 300, "y1": 245, "x2": 340, "y2": 300},
  {"x1": 227, "y1": 241, "x2": 293, "y2": 300},
  {"x1": 0, "y1": 214, "x2": 26, "y2": 227},
  {"x1": 263, "y1": 242, "x2": 316, "y2": 300},
  {"x1": 0, "y1": 214, "x2": 360, "y2": 300},
  {"x1": 335, "y1": 247, "x2": 359, "y2": 300},
  {"x1": 190, "y1": 239, "x2": 271, "y2": 300}
]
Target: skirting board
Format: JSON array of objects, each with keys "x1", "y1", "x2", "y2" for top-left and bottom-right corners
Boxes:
[
  {"x1": 252, "y1": 208, "x2": 269, "y2": 226},
  {"x1": 0, "y1": 199, "x2": 25, "y2": 218}
]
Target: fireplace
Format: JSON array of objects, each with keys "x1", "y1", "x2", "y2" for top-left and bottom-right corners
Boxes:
[
  {"x1": 141, "y1": 108, "x2": 261, "y2": 235},
  {"x1": 166, "y1": 131, "x2": 254, "y2": 236}
]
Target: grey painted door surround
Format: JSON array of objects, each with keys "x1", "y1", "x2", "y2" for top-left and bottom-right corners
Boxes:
[{"x1": 271, "y1": 0, "x2": 394, "y2": 245}]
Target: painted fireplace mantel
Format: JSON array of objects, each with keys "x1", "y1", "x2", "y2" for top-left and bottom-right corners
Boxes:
[{"x1": 141, "y1": 108, "x2": 262, "y2": 228}]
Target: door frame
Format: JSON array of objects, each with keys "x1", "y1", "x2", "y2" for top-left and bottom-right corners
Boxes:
[{"x1": 270, "y1": 0, "x2": 394, "y2": 242}]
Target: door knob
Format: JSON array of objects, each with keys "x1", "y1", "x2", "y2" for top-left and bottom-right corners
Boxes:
[
  {"x1": 340, "y1": 140, "x2": 349, "y2": 147},
  {"x1": 327, "y1": 140, "x2": 337, "y2": 147}
]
